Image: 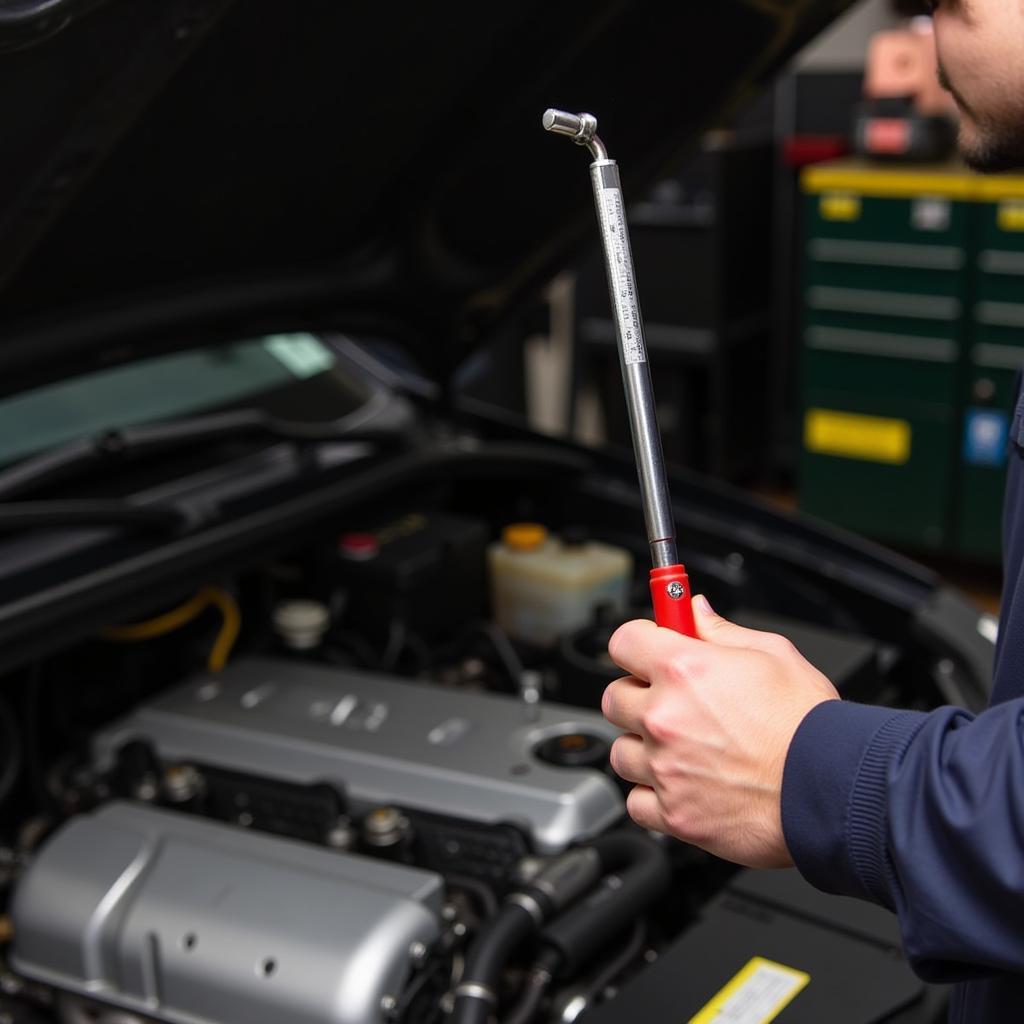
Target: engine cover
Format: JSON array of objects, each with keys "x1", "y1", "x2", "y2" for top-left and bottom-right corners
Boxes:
[
  {"x1": 10, "y1": 802, "x2": 444, "y2": 1024},
  {"x1": 92, "y1": 658, "x2": 625, "y2": 853}
]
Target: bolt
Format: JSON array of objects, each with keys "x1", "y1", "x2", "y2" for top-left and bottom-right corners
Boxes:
[
  {"x1": 237, "y1": 812, "x2": 254, "y2": 827},
  {"x1": 380, "y1": 994, "x2": 398, "y2": 1016},
  {"x1": 326, "y1": 818, "x2": 355, "y2": 850},
  {"x1": 666, "y1": 581, "x2": 685, "y2": 600},
  {"x1": 363, "y1": 807, "x2": 408, "y2": 848},
  {"x1": 409, "y1": 941, "x2": 428, "y2": 965},
  {"x1": 0, "y1": 973, "x2": 22, "y2": 996},
  {"x1": 452, "y1": 922, "x2": 467, "y2": 938},
  {"x1": 441, "y1": 903, "x2": 458, "y2": 922}
]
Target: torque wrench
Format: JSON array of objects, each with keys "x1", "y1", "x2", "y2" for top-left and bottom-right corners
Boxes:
[{"x1": 543, "y1": 108, "x2": 696, "y2": 636}]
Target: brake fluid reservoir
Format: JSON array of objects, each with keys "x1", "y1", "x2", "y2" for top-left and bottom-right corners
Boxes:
[{"x1": 488, "y1": 523, "x2": 633, "y2": 646}]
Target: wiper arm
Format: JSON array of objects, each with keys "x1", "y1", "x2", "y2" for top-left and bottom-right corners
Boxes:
[
  {"x1": 0, "y1": 403, "x2": 395, "y2": 501},
  {"x1": 0, "y1": 500, "x2": 186, "y2": 535}
]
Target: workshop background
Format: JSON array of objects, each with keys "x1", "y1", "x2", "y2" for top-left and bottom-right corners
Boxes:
[{"x1": 458, "y1": 0, "x2": 1007, "y2": 618}]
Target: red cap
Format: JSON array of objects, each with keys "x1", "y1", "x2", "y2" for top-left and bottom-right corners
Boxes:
[{"x1": 338, "y1": 532, "x2": 380, "y2": 560}]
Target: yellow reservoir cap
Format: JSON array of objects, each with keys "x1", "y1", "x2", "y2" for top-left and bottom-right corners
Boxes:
[{"x1": 502, "y1": 522, "x2": 548, "y2": 552}]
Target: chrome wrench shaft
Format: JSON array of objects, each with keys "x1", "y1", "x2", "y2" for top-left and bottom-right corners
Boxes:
[{"x1": 543, "y1": 108, "x2": 696, "y2": 634}]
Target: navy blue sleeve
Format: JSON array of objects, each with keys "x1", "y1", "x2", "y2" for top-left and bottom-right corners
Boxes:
[{"x1": 782, "y1": 698, "x2": 1024, "y2": 982}]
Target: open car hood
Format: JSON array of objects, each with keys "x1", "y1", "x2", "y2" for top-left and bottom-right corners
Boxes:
[{"x1": 0, "y1": 0, "x2": 854, "y2": 390}]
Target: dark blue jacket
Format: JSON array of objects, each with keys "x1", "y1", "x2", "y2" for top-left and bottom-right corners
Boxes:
[{"x1": 782, "y1": 388, "x2": 1024, "y2": 1023}]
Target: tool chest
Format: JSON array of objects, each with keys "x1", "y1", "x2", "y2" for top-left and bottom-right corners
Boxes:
[{"x1": 799, "y1": 159, "x2": 1024, "y2": 560}]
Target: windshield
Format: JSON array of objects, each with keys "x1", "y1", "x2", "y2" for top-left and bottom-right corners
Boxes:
[{"x1": 0, "y1": 332, "x2": 338, "y2": 467}]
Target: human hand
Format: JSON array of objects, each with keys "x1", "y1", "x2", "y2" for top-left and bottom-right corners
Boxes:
[{"x1": 602, "y1": 596, "x2": 840, "y2": 868}]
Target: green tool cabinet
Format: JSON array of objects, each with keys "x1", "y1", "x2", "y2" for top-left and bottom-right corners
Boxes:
[{"x1": 799, "y1": 160, "x2": 1024, "y2": 561}]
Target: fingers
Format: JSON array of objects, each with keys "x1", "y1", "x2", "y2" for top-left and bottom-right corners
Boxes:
[
  {"x1": 601, "y1": 674, "x2": 649, "y2": 733},
  {"x1": 624, "y1": 784, "x2": 665, "y2": 834},
  {"x1": 692, "y1": 595, "x2": 797, "y2": 655},
  {"x1": 608, "y1": 617, "x2": 694, "y2": 682},
  {"x1": 608, "y1": 732, "x2": 653, "y2": 786},
  {"x1": 607, "y1": 602, "x2": 801, "y2": 676}
]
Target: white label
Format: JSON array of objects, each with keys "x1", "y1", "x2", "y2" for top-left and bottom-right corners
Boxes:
[{"x1": 597, "y1": 187, "x2": 645, "y2": 365}]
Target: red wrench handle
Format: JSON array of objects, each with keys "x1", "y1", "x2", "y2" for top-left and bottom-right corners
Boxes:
[{"x1": 649, "y1": 564, "x2": 697, "y2": 637}]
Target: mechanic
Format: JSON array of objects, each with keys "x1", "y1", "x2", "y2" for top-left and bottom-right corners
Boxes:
[{"x1": 601, "y1": 1, "x2": 1024, "y2": 1020}]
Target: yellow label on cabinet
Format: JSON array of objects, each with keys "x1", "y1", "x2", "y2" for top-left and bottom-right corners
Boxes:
[
  {"x1": 998, "y1": 200, "x2": 1024, "y2": 232},
  {"x1": 689, "y1": 957, "x2": 810, "y2": 1024},
  {"x1": 804, "y1": 408, "x2": 912, "y2": 465},
  {"x1": 819, "y1": 192, "x2": 862, "y2": 222}
]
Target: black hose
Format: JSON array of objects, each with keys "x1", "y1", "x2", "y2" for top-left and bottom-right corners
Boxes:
[
  {"x1": 546, "y1": 921, "x2": 647, "y2": 1024},
  {"x1": 540, "y1": 831, "x2": 671, "y2": 978},
  {"x1": 451, "y1": 837, "x2": 664, "y2": 1024},
  {"x1": 590, "y1": 829, "x2": 667, "y2": 871},
  {"x1": 452, "y1": 903, "x2": 538, "y2": 1024}
]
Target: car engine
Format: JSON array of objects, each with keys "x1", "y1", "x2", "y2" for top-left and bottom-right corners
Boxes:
[
  {"x1": 5, "y1": 653, "x2": 666, "y2": 1024},
  {"x1": 0, "y1": 496, "x2": 964, "y2": 1024}
]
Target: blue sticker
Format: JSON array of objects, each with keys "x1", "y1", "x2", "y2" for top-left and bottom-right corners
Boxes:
[{"x1": 963, "y1": 408, "x2": 1009, "y2": 467}]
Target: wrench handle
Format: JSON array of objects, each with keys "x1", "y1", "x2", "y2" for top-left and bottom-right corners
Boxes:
[{"x1": 649, "y1": 565, "x2": 697, "y2": 637}]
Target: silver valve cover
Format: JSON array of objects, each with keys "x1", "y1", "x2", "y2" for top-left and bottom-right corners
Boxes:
[
  {"x1": 10, "y1": 802, "x2": 445, "y2": 1024},
  {"x1": 92, "y1": 658, "x2": 625, "y2": 853}
]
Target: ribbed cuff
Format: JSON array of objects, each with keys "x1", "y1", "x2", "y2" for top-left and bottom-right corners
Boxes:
[{"x1": 782, "y1": 700, "x2": 929, "y2": 907}]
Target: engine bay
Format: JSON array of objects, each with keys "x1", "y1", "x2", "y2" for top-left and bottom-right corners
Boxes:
[{"x1": 0, "y1": 461, "x2": 975, "y2": 1024}]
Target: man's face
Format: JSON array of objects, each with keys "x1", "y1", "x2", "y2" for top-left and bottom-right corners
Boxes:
[{"x1": 932, "y1": 0, "x2": 1024, "y2": 171}]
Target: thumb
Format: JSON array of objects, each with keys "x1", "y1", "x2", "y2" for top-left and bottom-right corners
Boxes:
[{"x1": 692, "y1": 594, "x2": 783, "y2": 652}]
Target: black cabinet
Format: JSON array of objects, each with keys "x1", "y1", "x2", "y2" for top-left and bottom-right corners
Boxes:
[{"x1": 569, "y1": 139, "x2": 775, "y2": 482}]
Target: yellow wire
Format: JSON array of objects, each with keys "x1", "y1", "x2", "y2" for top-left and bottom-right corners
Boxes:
[
  {"x1": 100, "y1": 590, "x2": 212, "y2": 641},
  {"x1": 204, "y1": 587, "x2": 241, "y2": 673},
  {"x1": 100, "y1": 585, "x2": 241, "y2": 673}
]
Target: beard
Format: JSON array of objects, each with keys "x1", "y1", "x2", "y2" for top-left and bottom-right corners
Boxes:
[
  {"x1": 939, "y1": 61, "x2": 1024, "y2": 172},
  {"x1": 958, "y1": 121, "x2": 1024, "y2": 173}
]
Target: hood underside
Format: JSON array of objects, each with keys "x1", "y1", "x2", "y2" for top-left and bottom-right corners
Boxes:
[{"x1": 0, "y1": 0, "x2": 854, "y2": 389}]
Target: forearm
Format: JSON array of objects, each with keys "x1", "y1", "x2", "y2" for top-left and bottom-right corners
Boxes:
[{"x1": 783, "y1": 698, "x2": 1024, "y2": 981}]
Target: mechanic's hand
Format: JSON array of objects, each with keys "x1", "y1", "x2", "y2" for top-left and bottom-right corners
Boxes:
[{"x1": 602, "y1": 596, "x2": 839, "y2": 868}]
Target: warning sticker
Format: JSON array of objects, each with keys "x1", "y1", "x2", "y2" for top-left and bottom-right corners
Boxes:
[
  {"x1": 597, "y1": 187, "x2": 645, "y2": 365},
  {"x1": 688, "y1": 957, "x2": 810, "y2": 1024}
]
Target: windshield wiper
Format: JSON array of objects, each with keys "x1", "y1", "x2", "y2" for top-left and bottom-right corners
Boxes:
[{"x1": 0, "y1": 399, "x2": 400, "y2": 501}]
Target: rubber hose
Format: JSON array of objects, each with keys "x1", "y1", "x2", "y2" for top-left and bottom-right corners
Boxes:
[
  {"x1": 540, "y1": 831, "x2": 671, "y2": 977},
  {"x1": 452, "y1": 902, "x2": 538, "y2": 1024}
]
